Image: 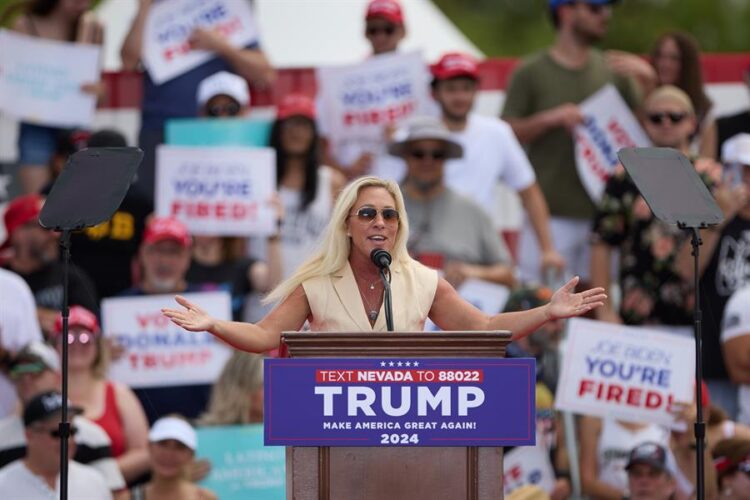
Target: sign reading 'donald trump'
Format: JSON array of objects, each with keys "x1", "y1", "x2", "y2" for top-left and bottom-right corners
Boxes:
[
  {"x1": 102, "y1": 292, "x2": 232, "y2": 388},
  {"x1": 155, "y1": 145, "x2": 276, "y2": 236},
  {"x1": 264, "y1": 358, "x2": 535, "y2": 446},
  {"x1": 0, "y1": 29, "x2": 100, "y2": 128},
  {"x1": 142, "y1": 0, "x2": 258, "y2": 84},
  {"x1": 555, "y1": 318, "x2": 695, "y2": 427},
  {"x1": 574, "y1": 84, "x2": 651, "y2": 203},
  {"x1": 316, "y1": 51, "x2": 433, "y2": 168}
]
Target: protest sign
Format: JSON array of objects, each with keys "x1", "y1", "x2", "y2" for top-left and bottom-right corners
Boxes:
[
  {"x1": 555, "y1": 318, "x2": 695, "y2": 427},
  {"x1": 102, "y1": 291, "x2": 232, "y2": 388},
  {"x1": 265, "y1": 358, "x2": 536, "y2": 447},
  {"x1": 197, "y1": 425, "x2": 285, "y2": 500},
  {"x1": 155, "y1": 145, "x2": 276, "y2": 236},
  {"x1": 316, "y1": 50, "x2": 432, "y2": 168},
  {"x1": 574, "y1": 85, "x2": 651, "y2": 202},
  {"x1": 503, "y1": 446, "x2": 556, "y2": 495},
  {"x1": 166, "y1": 118, "x2": 272, "y2": 147},
  {"x1": 0, "y1": 29, "x2": 100, "y2": 127},
  {"x1": 143, "y1": 0, "x2": 258, "y2": 84}
]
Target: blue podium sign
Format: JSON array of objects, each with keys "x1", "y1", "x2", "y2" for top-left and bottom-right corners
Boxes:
[{"x1": 264, "y1": 357, "x2": 535, "y2": 447}]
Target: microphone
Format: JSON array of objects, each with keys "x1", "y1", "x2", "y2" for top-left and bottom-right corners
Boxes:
[{"x1": 370, "y1": 248, "x2": 392, "y2": 269}]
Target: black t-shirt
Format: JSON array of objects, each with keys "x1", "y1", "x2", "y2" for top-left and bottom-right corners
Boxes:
[
  {"x1": 700, "y1": 215, "x2": 750, "y2": 379},
  {"x1": 16, "y1": 261, "x2": 99, "y2": 314},
  {"x1": 717, "y1": 111, "x2": 750, "y2": 159},
  {"x1": 69, "y1": 192, "x2": 152, "y2": 299},
  {"x1": 186, "y1": 257, "x2": 258, "y2": 321}
]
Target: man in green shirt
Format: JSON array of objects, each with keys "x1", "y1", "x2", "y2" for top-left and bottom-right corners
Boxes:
[{"x1": 502, "y1": 0, "x2": 640, "y2": 284}]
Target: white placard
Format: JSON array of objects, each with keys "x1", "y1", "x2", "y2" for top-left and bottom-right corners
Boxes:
[
  {"x1": 424, "y1": 279, "x2": 509, "y2": 331},
  {"x1": 102, "y1": 291, "x2": 232, "y2": 388},
  {"x1": 316, "y1": 50, "x2": 433, "y2": 167},
  {"x1": 503, "y1": 446, "x2": 556, "y2": 495},
  {"x1": 155, "y1": 145, "x2": 276, "y2": 236},
  {"x1": 142, "y1": 0, "x2": 258, "y2": 84},
  {"x1": 574, "y1": 85, "x2": 651, "y2": 202},
  {"x1": 0, "y1": 29, "x2": 100, "y2": 127},
  {"x1": 555, "y1": 318, "x2": 695, "y2": 427}
]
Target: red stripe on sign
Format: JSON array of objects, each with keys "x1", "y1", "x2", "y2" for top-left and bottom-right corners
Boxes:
[{"x1": 98, "y1": 53, "x2": 750, "y2": 110}]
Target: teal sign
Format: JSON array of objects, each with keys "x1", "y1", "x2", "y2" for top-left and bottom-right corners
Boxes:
[
  {"x1": 197, "y1": 424, "x2": 285, "y2": 499},
  {"x1": 166, "y1": 118, "x2": 273, "y2": 147}
]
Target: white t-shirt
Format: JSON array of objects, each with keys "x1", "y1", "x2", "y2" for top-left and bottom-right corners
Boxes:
[
  {"x1": 445, "y1": 113, "x2": 536, "y2": 215},
  {"x1": 721, "y1": 286, "x2": 750, "y2": 424},
  {"x1": 0, "y1": 415, "x2": 125, "y2": 491},
  {"x1": 0, "y1": 459, "x2": 112, "y2": 499},
  {"x1": 0, "y1": 268, "x2": 43, "y2": 417}
]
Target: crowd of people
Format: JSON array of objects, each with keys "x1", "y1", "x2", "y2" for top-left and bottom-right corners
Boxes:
[{"x1": 1, "y1": 0, "x2": 750, "y2": 498}]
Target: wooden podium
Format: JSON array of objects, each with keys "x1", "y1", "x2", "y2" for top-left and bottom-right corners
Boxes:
[{"x1": 280, "y1": 331, "x2": 511, "y2": 500}]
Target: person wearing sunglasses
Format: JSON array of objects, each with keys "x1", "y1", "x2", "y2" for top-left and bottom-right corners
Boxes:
[
  {"x1": 0, "y1": 342, "x2": 128, "y2": 497},
  {"x1": 163, "y1": 176, "x2": 607, "y2": 357},
  {"x1": 590, "y1": 86, "x2": 720, "y2": 327},
  {"x1": 503, "y1": 0, "x2": 639, "y2": 287},
  {"x1": 319, "y1": 0, "x2": 412, "y2": 181},
  {"x1": 197, "y1": 71, "x2": 250, "y2": 119},
  {"x1": 0, "y1": 390, "x2": 112, "y2": 499},
  {"x1": 53, "y1": 305, "x2": 151, "y2": 485},
  {"x1": 389, "y1": 116, "x2": 516, "y2": 288}
]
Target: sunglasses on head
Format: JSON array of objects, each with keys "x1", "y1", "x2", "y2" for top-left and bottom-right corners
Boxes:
[
  {"x1": 409, "y1": 149, "x2": 447, "y2": 161},
  {"x1": 34, "y1": 426, "x2": 78, "y2": 439},
  {"x1": 366, "y1": 25, "x2": 396, "y2": 36},
  {"x1": 207, "y1": 102, "x2": 241, "y2": 117},
  {"x1": 647, "y1": 111, "x2": 688, "y2": 125},
  {"x1": 351, "y1": 207, "x2": 400, "y2": 223}
]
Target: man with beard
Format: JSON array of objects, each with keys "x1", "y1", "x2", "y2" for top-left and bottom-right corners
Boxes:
[
  {"x1": 0, "y1": 194, "x2": 98, "y2": 334},
  {"x1": 120, "y1": 216, "x2": 217, "y2": 421},
  {"x1": 502, "y1": 0, "x2": 640, "y2": 285},
  {"x1": 388, "y1": 116, "x2": 515, "y2": 288}
]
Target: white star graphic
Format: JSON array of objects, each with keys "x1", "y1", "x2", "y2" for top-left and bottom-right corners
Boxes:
[
  {"x1": 413, "y1": 361, "x2": 420, "y2": 367},
  {"x1": 405, "y1": 361, "x2": 411, "y2": 367},
  {"x1": 380, "y1": 361, "x2": 386, "y2": 367},
  {"x1": 389, "y1": 361, "x2": 394, "y2": 367},
  {"x1": 397, "y1": 361, "x2": 403, "y2": 367}
]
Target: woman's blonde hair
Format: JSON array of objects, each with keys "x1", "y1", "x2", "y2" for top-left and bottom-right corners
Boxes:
[
  {"x1": 197, "y1": 352, "x2": 265, "y2": 425},
  {"x1": 264, "y1": 176, "x2": 412, "y2": 304}
]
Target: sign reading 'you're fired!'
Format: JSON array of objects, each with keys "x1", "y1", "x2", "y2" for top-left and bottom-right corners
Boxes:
[{"x1": 264, "y1": 358, "x2": 536, "y2": 447}]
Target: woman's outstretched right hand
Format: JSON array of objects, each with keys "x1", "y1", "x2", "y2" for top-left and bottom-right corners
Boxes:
[{"x1": 162, "y1": 296, "x2": 216, "y2": 333}]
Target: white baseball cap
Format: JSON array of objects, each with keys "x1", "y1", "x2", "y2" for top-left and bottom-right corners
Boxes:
[
  {"x1": 148, "y1": 416, "x2": 197, "y2": 451},
  {"x1": 196, "y1": 71, "x2": 250, "y2": 108},
  {"x1": 722, "y1": 133, "x2": 750, "y2": 166}
]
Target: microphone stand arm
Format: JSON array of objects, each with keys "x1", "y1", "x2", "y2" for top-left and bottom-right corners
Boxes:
[{"x1": 379, "y1": 267, "x2": 394, "y2": 332}]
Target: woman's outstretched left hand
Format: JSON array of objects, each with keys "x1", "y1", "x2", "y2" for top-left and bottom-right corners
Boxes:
[{"x1": 547, "y1": 276, "x2": 607, "y2": 320}]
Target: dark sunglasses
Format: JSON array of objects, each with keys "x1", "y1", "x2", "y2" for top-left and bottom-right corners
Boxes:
[
  {"x1": 351, "y1": 207, "x2": 400, "y2": 223},
  {"x1": 34, "y1": 426, "x2": 78, "y2": 439},
  {"x1": 207, "y1": 102, "x2": 241, "y2": 117},
  {"x1": 647, "y1": 111, "x2": 688, "y2": 125},
  {"x1": 409, "y1": 149, "x2": 447, "y2": 161},
  {"x1": 366, "y1": 25, "x2": 396, "y2": 36}
]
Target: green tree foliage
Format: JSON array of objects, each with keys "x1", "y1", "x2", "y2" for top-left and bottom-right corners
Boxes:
[{"x1": 433, "y1": 0, "x2": 750, "y2": 56}]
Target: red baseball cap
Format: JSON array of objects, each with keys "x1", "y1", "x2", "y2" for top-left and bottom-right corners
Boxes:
[
  {"x1": 54, "y1": 305, "x2": 100, "y2": 335},
  {"x1": 1, "y1": 194, "x2": 44, "y2": 250},
  {"x1": 142, "y1": 217, "x2": 191, "y2": 248},
  {"x1": 365, "y1": 0, "x2": 404, "y2": 25},
  {"x1": 431, "y1": 52, "x2": 480, "y2": 81},
  {"x1": 277, "y1": 94, "x2": 316, "y2": 121}
]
